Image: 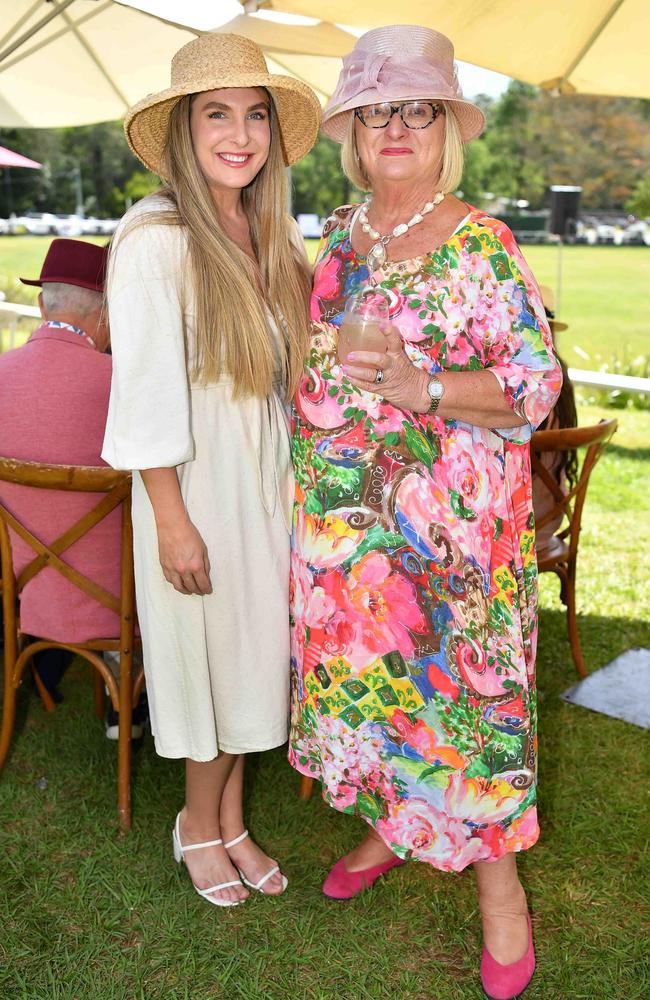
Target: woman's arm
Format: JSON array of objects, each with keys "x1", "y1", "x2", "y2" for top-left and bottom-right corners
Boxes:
[
  {"x1": 342, "y1": 333, "x2": 527, "y2": 428},
  {"x1": 140, "y1": 468, "x2": 212, "y2": 596}
]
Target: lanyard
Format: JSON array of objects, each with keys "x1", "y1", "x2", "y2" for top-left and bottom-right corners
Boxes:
[{"x1": 44, "y1": 319, "x2": 96, "y2": 349}]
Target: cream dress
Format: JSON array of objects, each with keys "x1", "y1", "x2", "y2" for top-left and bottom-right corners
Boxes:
[{"x1": 102, "y1": 195, "x2": 293, "y2": 760}]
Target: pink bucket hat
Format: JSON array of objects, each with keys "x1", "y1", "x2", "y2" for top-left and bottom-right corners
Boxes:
[{"x1": 322, "y1": 25, "x2": 486, "y2": 143}]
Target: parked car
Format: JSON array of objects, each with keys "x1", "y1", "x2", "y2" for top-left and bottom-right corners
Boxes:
[
  {"x1": 621, "y1": 220, "x2": 649, "y2": 245},
  {"x1": 296, "y1": 213, "x2": 323, "y2": 239},
  {"x1": 52, "y1": 213, "x2": 84, "y2": 237},
  {"x1": 10, "y1": 212, "x2": 54, "y2": 235}
]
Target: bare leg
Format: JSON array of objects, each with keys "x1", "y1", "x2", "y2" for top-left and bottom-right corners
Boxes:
[
  {"x1": 220, "y1": 755, "x2": 286, "y2": 894},
  {"x1": 340, "y1": 824, "x2": 395, "y2": 872},
  {"x1": 179, "y1": 754, "x2": 249, "y2": 904},
  {"x1": 474, "y1": 854, "x2": 530, "y2": 964}
]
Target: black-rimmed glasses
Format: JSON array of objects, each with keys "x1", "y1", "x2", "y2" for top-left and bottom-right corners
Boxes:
[{"x1": 354, "y1": 101, "x2": 444, "y2": 130}]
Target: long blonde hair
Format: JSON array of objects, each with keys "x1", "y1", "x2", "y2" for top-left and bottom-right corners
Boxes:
[{"x1": 128, "y1": 92, "x2": 311, "y2": 400}]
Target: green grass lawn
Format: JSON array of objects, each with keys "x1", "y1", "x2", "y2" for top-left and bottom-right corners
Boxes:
[{"x1": 1, "y1": 401, "x2": 648, "y2": 999}]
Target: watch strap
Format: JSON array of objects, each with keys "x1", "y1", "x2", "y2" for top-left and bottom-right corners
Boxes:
[{"x1": 427, "y1": 374, "x2": 444, "y2": 414}]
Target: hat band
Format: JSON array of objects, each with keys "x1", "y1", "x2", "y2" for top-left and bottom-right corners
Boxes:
[{"x1": 341, "y1": 52, "x2": 461, "y2": 106}]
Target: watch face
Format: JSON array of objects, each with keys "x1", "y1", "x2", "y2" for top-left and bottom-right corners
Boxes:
[{"x1": 428, "y1": 378, "x2": 444, "y2": 400}]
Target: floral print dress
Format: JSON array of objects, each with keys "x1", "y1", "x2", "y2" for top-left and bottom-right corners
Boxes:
[{"x1": 289, "y1": 205, "x2": 562, "y2": 872}]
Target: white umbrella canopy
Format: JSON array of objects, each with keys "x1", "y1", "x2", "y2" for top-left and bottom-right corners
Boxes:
[
  {"x1": 248, "y1": 0, "x2": 650, "y2": 99},
  {"x1": 0, "y1": 0, "x2": 196, "y2": 127},
  {"x1": 0, "y1": 0, "x2": 355, "y2": 128}
]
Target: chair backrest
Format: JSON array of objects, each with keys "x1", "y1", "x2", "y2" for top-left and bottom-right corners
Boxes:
[
  {"x1": 0, "y1": 458, "x2": 132, "y2": 640},
  {"x1": 530, "y1": 419, "x2": 618, "y2": 560}
]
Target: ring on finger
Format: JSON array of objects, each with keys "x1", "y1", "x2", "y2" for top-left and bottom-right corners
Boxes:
[{"x1": 374, "y1": 369, "x2": 384, "y2": 384}]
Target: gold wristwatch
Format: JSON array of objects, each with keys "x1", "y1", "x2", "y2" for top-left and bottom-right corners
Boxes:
[{"x1": 426, "y1": 374, "x2": 445, "y2": 413}]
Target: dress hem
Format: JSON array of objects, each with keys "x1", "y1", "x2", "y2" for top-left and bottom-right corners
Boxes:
[
  {"x1": 289, "y1": 756, "x2": 540, "y2": 874},
  {"x1": 153, "y1": 734, "x2": 289, "y2": 761}
]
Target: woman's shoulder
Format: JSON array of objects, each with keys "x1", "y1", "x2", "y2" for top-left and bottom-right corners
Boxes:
[
  {"x1": 113, "y1": 193, "x2": 185, "y2": 258},
  {"x1": 457, "y1": 208, "x2": 521, "y2": 255},
  {"x1": 320, "y1": 203, "x2": 361, "y2": 240}
]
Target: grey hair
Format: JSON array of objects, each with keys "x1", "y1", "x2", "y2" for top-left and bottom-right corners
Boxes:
[{"x1": 41, "y1": 282, "x2": 102, "y2": 318}]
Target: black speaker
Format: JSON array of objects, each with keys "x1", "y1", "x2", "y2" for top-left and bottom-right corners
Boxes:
[{"x1": 549, "y1": 185, "x2": 582, "y2": 237}]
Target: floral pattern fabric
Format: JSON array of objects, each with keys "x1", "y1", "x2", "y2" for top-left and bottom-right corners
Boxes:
[{"x1": 288, "y1": 206, "x2": 562, "y2": 872}]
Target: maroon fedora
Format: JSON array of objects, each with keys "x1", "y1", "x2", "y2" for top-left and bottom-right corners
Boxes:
[{"x1": 20, "y1": 238, "x2": 108, "y2": 292}]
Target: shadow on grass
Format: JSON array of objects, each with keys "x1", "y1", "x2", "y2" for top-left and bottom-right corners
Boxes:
[{"x1": 607, "y1": 442, "x2": 650, "y2": 462}]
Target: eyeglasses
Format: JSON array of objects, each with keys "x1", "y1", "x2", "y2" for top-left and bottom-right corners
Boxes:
[{"x1": 354, "y1": 101, "x2": 444, "y2": 130}]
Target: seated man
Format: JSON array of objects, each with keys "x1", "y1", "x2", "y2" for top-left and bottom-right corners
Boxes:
[{"x1": 0, "y1": 238, "x2": 145, "y2": 737}]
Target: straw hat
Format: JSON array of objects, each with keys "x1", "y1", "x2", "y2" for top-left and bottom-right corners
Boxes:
[
  {"x1": 323, "y1": 25, "x2": 485, "y2": 143},
  {"x1": 539, "y1": 285, "x2": 568, "y2": 333},
  {"x1": 125, "y1": 34, "x2": 321, "y2": 177}
]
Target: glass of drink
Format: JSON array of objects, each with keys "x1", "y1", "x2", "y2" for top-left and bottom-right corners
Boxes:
[{"x1": 337, "y1": 287, "x2": 390, "y2": 365}]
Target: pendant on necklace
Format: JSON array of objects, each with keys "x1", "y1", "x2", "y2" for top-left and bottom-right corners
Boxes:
[{"x1": 367, "y1": 241, "x2": 386, "y2": 272}]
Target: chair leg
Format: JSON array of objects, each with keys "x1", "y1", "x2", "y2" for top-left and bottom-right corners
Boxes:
[
  {"x1": 31, "y1": 664, "x2": 57, "y2": 713},
  {"x1": 93, "y1": 670, "x2": 106, "y2": 719},
  {"x1": 565, "y1": 562, "x2": 588, "y2": 678},
  {"x1": 117, "y1": 648, "x2": 133, "y2": 832},
  {"x1": 299, "y1": 775, "x2": 315, "y2": 800},
  {"x1": 0, "y1": 663, "x2": 17, "y2": 771}
]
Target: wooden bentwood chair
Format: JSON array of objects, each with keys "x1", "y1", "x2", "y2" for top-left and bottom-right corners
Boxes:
[
  {"x1": 530, "y1": 419, "x2": 618, "y2": 678},
  {"x1": 0, "y1": 458, "x2": 144, "y2": 830}
]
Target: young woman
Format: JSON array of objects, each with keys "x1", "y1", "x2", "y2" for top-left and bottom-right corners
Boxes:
[{"x1": 102, "y1": 33, "x2": 320, "y2": 907}]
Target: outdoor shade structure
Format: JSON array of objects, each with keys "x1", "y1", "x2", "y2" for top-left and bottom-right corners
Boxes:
[
  {"x1": 0, "y1": 145, "x2": 41, "y2": 169},
  {"x1": 0, "y1": 0, "x2": 355, "y2": 128},
  {"x1": 242, "y1": 0, "x2": 650, "y2": 100}
]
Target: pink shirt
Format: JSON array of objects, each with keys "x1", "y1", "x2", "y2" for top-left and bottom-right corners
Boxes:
[{"x1": 0, "y1": 324, "x2": 122, "y2": 642}]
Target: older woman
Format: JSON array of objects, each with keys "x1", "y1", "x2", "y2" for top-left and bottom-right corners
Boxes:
[{"x1": 289, "y1": 25, "x2": 561, "y2": 999}]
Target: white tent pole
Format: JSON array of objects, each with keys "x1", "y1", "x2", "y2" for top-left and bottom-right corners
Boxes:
[
  {"x1": 0, "y1": 2, "x2": 112, "y2": 74},
  {"x1": 0, "y1": 0, "x2": 77, "y2": 65},
  {"x1": 61, "y1": 7, "x2": 131, "y2": 112},
  {"x1": 0, "y1": 0, "x2": 43, "y2": 53}
]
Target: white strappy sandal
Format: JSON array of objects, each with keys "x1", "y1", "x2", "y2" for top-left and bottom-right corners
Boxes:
[
  {"x1": 223, "y1": 830, "x2": 289, "y2": 894},
  {"x1": 172, "y1": 813, "x2": 246, "y2": 907}
]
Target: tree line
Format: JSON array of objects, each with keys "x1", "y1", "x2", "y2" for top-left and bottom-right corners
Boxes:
[{"x1": 1, "y1": 82, "x2": 649, "y2": 220}]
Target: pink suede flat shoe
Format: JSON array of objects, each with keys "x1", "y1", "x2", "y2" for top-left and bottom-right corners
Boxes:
[
  {"x1": 322, "y1": 854, "x2": 405, "y2": 900},
  {"x1": 480, "y1": 913, "x2": 535, "y2": 1000}
]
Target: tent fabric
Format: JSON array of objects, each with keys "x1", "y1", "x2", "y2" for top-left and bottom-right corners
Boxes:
[
  {"x1": 255, "y1": 0, "x2": 650, "y2": 100},
  {"x1": 0, "y1": 2, "x2": 355, "y2": 128},
  {"x1": 1, "y1": 1, "x2": 646, "y2": 129}
]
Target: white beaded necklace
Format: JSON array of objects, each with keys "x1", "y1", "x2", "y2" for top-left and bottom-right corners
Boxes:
[{"x1": 359, "y1": 191, "x2": 445, "y2": 271}]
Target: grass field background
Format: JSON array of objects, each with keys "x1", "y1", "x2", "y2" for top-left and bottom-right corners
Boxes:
[{"x1": 2, "y1": 236, "x2": 649, "y2": 364}]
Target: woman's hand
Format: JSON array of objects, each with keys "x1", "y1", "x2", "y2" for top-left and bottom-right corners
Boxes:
[
  {"x1": 342, "y1": 325, "x2": 429, "y2": 412},
  {"x1": 157, "y1": 516, "x2": 212, "y2": 596},
  {"x1": 140, "y1": 467, "x2": 213, "y2": 596}
]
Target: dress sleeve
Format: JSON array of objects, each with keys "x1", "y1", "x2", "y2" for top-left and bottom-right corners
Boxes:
[
  {"x1": 473, "y1": 223, "x2": 562, "y2": 444},
  {"x1": 101, "y1": 214, "x2": 195, "y2": 471}
]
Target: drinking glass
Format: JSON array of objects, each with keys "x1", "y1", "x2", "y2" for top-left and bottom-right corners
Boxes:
[{"x1": 337, "y1": 287, "x2": 390, "y2": 364}]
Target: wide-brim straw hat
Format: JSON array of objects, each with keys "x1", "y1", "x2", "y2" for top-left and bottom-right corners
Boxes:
[
  {"x1": 323, "y1": 25, "x2": 485, "y2": 144},
  {"x1": 540, "y1": 284, "x2": 569, "y2": 333},
  {"x1": 125, "y1": 33, "x2": 321, "y2": 177}
]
